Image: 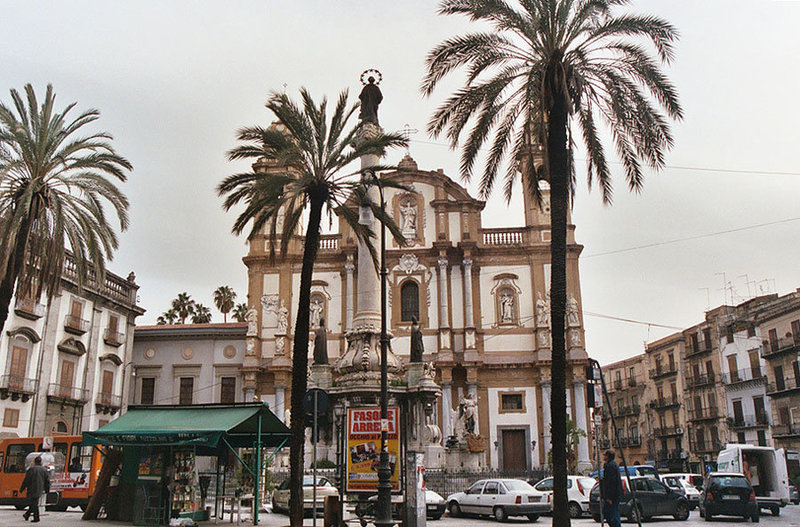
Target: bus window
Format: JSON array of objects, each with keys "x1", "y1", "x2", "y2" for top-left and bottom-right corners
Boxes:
[
  {"x1": 68, "y1": 443, "x2": 92, "y2": 473},
  {"x1": 5, "y1": 443, "x2": 35, "y2": 473},
  {"x1": 52, "y1": 443, "x2": 68, "y2": 471}
]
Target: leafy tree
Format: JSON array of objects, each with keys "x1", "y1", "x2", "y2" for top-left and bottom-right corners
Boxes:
[
  {"x1": 422, "y1": 1, "x2": 681, "y2": 524},
  {"x1": 213, "y1": 285, "x2": 237, "y2": 322},
  {"x1": 232, "y1": 302, "x2": 248, "y2": 323},
  {"x1": 191, "y1": 303, "x2": 212, "y2": 323},
  {"x1": 170, "y1": 292, "x2": 195, "y2": 324},
  {"x1": 0, "y1": 84, "x2": 131, "y2": 331},
  {"x1": 218, "y1": 88, "x2": 406, "y2": 527},
  {"x1": 157, "y1": 308, "x2": 178, "y2": 325},
  {"x1": 547, "y1": 418, "x2": 587, "y2": 474}
]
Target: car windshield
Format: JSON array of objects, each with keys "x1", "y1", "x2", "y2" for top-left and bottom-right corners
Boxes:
[
  {"x1": 709, "y1": 476, "x2": 749, "y2": 489},
  {"x1": 633, "y1": 466, "x2": 659, "y2": 479},
  {"x1": 502, "y1": 480, "x2": 533, "y2": 491}
]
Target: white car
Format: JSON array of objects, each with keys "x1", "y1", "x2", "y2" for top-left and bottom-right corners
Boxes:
[
  {"x1": 661, "y1": 475, "x2": 701, "y2": 509},
  {"x1": 271, "y1": 476, "x2": 339, "y2": 515},
  {"x1": 446, "y1": 478, "x2": 551, "y2": 522},
  {"x1": 530, "y1": 475, "x2": 597, "y2": 518}
]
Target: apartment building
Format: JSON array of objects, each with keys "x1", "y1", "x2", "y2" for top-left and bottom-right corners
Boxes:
[
  {"x1": 599, "y1": 354, "x2": 649, "y2": 465},
  {"x1": 646, "y1": 332, "x2": 688, "y2": 472}
]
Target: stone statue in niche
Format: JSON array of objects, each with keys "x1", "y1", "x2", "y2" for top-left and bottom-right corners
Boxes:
[
  {"x1": 277, "y1": 300, "x2": 289, "y2": 334},
  {"x1": 400, "y1": 197, "x2": 417, "y2": 237},
  {"x1": 245, "y1": 308, "x2": 258, "y2": 336},
  {"x1": 409, "y1": 316, "x2": 424, "y2": 363},
  {"x1": 536, "y1": 291, "x2": 550, "y2": 327},
  {"x1": 313, "y1": 318, "x2": 328, "y2": 365},
  {"x1": 310, "y1": 296, "x2": 324, "y2": 329},
  {"x1": 567, "y1": 295, "x2": 580, "y2": 326},
  {"x1": 458, "y1": 392, "x2": 477, "y2": 435},
  {"x1": 500, "y1": 291, "x2": 515, "y2": 323}
]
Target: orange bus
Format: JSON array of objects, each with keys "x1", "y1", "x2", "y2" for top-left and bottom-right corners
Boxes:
[{"x1": 0, "y1": 435, "x2": 103, "y2": 510}]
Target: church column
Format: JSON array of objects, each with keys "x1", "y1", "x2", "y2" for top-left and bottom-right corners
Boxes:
[
  {"x1": 344, "y1": 256, "x2": 354, "y2": 331},
  {"x1": 541, "y1": 381, "x2": 552, "y2": 459},
  {"x1": 573, "y1": 380, "x2": 592, "y2": 471},
  {"x1": 437, "y1": 255, "x2": 451, "y2": 350},
  {"x1": 275, "y1": 385, "x2": 286, "y2": 423},
  {"x1": 462, "y1": 259, "x2": 476, "y2": 350},
  {"x1": 441, "y1": 382, "x2": 453, "y2": 439}
]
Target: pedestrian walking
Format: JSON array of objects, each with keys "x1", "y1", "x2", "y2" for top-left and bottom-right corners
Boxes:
[
  {"x1": 601, "y1": 449, "x2": 623, "y2": 527},
  {"x1": 20, "y1": 455, "x2": 50, "y2": 523}
]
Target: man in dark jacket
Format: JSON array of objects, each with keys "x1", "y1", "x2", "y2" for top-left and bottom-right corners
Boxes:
[
  {"x1": 20, "y1": 455, "x2": 50, "y2": 522},
  {"x1": 601, "y1": 450, "x2": 623, "y2": 527}
]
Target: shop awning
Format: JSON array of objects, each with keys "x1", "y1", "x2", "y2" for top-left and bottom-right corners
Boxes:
[{"x1": 82, "y1": 402, "x2": 290, "y2": 449}]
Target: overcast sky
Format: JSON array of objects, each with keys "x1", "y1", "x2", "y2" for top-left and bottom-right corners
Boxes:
[{"x1": 2, "y1": 0, "x2": 799, "y2": 365}]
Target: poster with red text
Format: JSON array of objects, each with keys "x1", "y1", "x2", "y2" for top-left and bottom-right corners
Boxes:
[{"x1": 346, "y1": 407, "x2": 400, "y2": 492}]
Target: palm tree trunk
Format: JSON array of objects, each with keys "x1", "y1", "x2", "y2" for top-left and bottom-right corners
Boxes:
[
  {"x1": 0, "y1": 222, "x2": 32, "y2": 332},
  {"x1": 548, "y1": 79, "x2": 571, "y2": 527},
  {"x1": 289, "y1": 194, "x2": 324, "y2": 527}
]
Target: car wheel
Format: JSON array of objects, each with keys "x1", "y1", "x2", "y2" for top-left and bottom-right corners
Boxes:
[
  {"x1": 494, "y1": 506, "x2": 508, "y2": 522},
  {"x1": 568, "y1": 501, "x2": 582, "y2": 518},
  {"x1": 526, "y1": 514, "x2": 539, "y2": 522},
  {"x1": 673, "y1": 502, "x2": 689, "y2": 521},
  {"x1": 448, "y1": 501, "x2": 461, "y2": 518},
  {"x1": 771, "y1": 506, "x2": 780, "y2": 516},
  {"x1": 627, "y1": 505, "x2": 642, "y2": 523}
]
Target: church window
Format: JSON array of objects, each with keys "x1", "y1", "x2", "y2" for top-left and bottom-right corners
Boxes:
[
  {"x1": 500, "y1": 393, "x2": 524, "y2": 411},
  {"x1": 400, "y1": 281, "x2": 419, "y2": 322}
]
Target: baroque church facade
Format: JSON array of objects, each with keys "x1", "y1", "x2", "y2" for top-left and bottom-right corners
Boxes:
[{"x1": 242, "y1": 152, "x2": 593, "y2": 471}]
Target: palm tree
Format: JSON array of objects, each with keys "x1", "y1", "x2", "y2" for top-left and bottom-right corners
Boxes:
[
  {"x1": 422, "y1": 1, "x2": 682, "y2": 524},
  {"x1": 218, "y1": 87, "x2": 407, "y2": 527},
  {"x1": 0, "y1": 84, "x2": 131, "y2": 331},
  {"x1": 231, "y1": 302, "x2": 248, "y2": 323},
  {"x1": 170, "y1": 292, "x2": 195, "y2": 324},
  {"x1": 191, "y1": 303, "x2": 212, "y2": 323},
  {"x1": 157, "y1": 308, "x2": 178, "y2": 325},
  {"x1": 213, "y1": 285, "x2": 237, "y2": 322}
]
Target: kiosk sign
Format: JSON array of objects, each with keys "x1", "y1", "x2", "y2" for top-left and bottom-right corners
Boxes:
[{"x1": 346, "y1": 407, "x2": 400, "y2": 492}]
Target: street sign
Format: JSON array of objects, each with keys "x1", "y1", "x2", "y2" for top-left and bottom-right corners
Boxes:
[{"x1": 303, "y1": 388, "x2": 329, "y2": 415}]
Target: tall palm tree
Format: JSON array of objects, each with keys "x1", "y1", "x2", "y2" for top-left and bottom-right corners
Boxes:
[
  {"x1": 422, "y1": 1, "x2": 682, "y2": 524},
  {"x1": 231, "y1": 302, "x2": 248, "y2": 323},
  {"x1": 213, "y1": 285, "x2": 237, "y2": 322},
  {"x1": 0, "y1": 84, "x2": 131, "y2": 331},
  {"x1": 170, "y1": 292, "x2": 195, "y2": 324},
  {"x1": 157, "y1": 308, "x2": 178, "y2": 325},
  {"x1": 191, "y1": 303, "x2": 212, "y2": 323},
  {"x1": 218, "y1": 87, "x2": 407, "y2": 527}
]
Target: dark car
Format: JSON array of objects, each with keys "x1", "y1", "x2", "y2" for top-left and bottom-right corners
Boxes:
[
  {"x1": 589, "y1": 476, "x2": 690, "y2": 522},
  {"x1": 699, "y1": 472, "x2": 759, "y2": 522}
]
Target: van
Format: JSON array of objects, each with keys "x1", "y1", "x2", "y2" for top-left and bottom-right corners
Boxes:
[
  {"x1": 0, "y1": 435, "x2": 103, "y2": 511},
  {"x1": 716, "y1": 444, "x2": 789, "y2": 515}
]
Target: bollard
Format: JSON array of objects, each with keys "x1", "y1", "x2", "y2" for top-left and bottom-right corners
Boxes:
[{"x1": 324, "y1": 494, "x2": 340, "y2": 527}]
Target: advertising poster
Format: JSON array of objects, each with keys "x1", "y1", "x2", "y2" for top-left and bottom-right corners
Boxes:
[
  {"x1": 51, "y1": 472, "x2": 89, "y2": 490},
  {"x1": 346, "y1": 407, "x2": 400, "y2": 492}
]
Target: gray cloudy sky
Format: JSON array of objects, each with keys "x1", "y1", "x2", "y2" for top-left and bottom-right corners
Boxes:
[{"x1": 2, "y1": 1, "x2": 799, "y2": 365}]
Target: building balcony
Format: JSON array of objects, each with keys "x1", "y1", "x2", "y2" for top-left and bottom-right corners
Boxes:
[
  {"x1": 649, "y1": 395, "x2": 681, "y2": 411},
  {"x1": 0, "y1": 374, "x2": 39, "y2": 402},
  {"x1": 772, "y1": 424, "x2": 800, "y2": 439},
  {"x1": 767, "y1": 377, "x2": 800, "y2": 398},
  {"x1": 656, "y1": 449, "x2": 683, "y2": 461},
  {"x1": 600, "y1": 438, "x2": 611, "y2": 449},
  {"x1": 614, "y1": 379, "x2": 623, "y2": 390},
  {"x1": 14, "y1": 298, "x2": 46, "y2": 320},
  {"x1": 691, "y1": 440, "x2": 724, "y2": 454},
  {"x1": 619, "y1": 436, "x2": 642, "y2": 447},
  {"x1": 762, "y1": 337, "x2": 800, "y2": 360},
  {"x1": 103, "y1": 328, "x2": 125, "y2": 347},
  {"x1": 617, "y1": 404, "x2": 641, "y2": 417},
  {"x1": 722, "y1": 368, "x2": 766, "y2": 387},
  {"x1": 628, "y1": 377, "x2": 639, "y2": 388},
  {"x1": 686, "y1": 373, "x2": 718, "y2": 389},
  {"x1": 650, "y1": 365, "x2": 679, "y2": 380},
  {"x1": 654, "y1": 426, "x2": 684, "y2": 438},
  {"x1": 686, "y1": 342, "x2": 714, "y2": 359},
  {"x1": 64, "y1": 314, "x2": 90, "y2": 335},
  {"x1": 95, "y1": 392, "x2": 121, "y2": 415},
  {"x1": 47, "y1": 383, "x2": 90, "y2": 405},
  {"x1": 688, "y1": 406, "x2": 720, "y2": 422},
  {"x1": 727, "y1": 413, "x2": 769, "y2": 430}
]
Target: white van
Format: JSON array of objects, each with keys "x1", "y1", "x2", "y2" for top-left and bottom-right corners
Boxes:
[{"x1": 716, "y1": 444, "x2": 789, "y2": 515}]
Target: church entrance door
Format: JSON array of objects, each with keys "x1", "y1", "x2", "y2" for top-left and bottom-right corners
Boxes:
[{"x1": 501, "y1": 429, "x2": 526, "y2": 471}]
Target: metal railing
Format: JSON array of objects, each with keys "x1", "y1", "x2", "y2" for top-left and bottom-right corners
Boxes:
[
  {"x1": 686, "y1": 373, "x2": 717, "y2": 388},
  {"x1": 47, "y1": 383, "x2": 91, "y2": 403},
  {"x1": 628, "y1": 377, "x2": 638, "y2": 387},
  {"x1": 649, "y1": 395, "x2": 681, "y2": 410},
  {"x1": 654, "y1": 426, "x2": 684, "y2": 438},
  {"x1": 728, "y1": 413, "x2": 769, "y2": 429},
  {"x1": 688, "y1": 406, "x2": 719, "y2": 421},
  {"x1": 690, "y1": 440, "x2": 723, "y2": 454},
  {"x1": 767, "y1": 377, "x2": 800, "y2": 396},
  {"x1": 616, "y1": 404, "x2": 641, "y2": 417},
  {"x1": 103, "y1": 328, "x2": 125, "y2": 346},
  {"x1": 424, "y1": 468, "x2": 552, "y2": 497},
  {"x1": 64, "y1": 314, "x2": 90, "y2": 334},
  {"x1": 772, "y1": 424, "x2": 800, "y2": 438},
  {"x1": 656, "y1": 449, "x2": 682, "y2": 461},
  {"x1": 0, "y1": 374, "x2": 38, "y2": 394},
  {"x1": 721, "y1": 368, "x2": 766, "y2": 385},
  {"x1": 650, "y1": 365, "x2": 678, "y2": 379},
  {"x1": 762, "y1": 336, "x2": 800, "y2": 359},
  {"x1": 96, "y1": 392, "x2": 122, "y2": 407},
  {"x1": 686, "y1": 342, "x2": 714, "y2": 358}
]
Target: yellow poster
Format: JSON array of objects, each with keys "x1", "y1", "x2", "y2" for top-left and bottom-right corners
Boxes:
[{"x1": 346, "y1": 407, "x2": 400, "y2": 492}]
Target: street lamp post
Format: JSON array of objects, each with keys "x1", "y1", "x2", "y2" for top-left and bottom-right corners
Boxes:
[{"x1": 360, "y1": 169, "x2": 393, "y2": 527}]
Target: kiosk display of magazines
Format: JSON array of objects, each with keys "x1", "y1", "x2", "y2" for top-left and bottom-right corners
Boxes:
[{"x1": 170, "y1": 448, "x2": 199, "y2": 518}]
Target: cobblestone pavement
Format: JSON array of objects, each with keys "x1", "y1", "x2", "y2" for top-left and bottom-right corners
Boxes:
[{"x1": 2, "y1": 506, "x2": 799, "y2": 527}]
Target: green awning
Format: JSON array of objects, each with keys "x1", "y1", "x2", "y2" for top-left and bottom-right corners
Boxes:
[{"x1": 82, "y1": 402, "x2": 290, "y2": 449}]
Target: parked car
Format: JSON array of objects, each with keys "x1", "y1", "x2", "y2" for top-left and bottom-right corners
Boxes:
[
  {"x1": 661, "y1": 475, "x2": 702, "y2": 509},
  {"x1": 698, "y1": 472, "x2": 759, "y2": 522},
  {"x1": 717, "y1": 444, "x2": 789, "y2": 515},
  {"x1": 271, "y1": 476, "x2": 339, "y2": 515},
  {"x1": 529, "y1": 475, "x2": 597, "y2": 518},
  {"x1": 446, "y1": 479, "x2": 551, "y2": 522},
  {"x1": 789, "y1": 485, "x2": 799, "y2": 505},
  {"x1": 589, "y1": 475, "x2": 690, "y2": 522},
  {"x1": 591, "y1": 464, "x2": 660, "y2": 481},
  {"x1": 661, "y1": 472, "x2": 704, "y2": 490},
  {"x1": 425, "y1": 489, "x2": 446, "y2": 520}
]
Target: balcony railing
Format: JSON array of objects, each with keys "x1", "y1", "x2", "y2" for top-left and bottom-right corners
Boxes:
[
  {"x1": 649, "y1": 395, "x2": 681, "y2": 410},
  {"x1": 767, "y1": 377, "x2": 800, "y2": 397},
  {"x1": 0, "y1": 374, "x2": 39, "y2": 396},
  {"x1": 95, "y1": 392, "x2": 122, "y2": 415},
  {"x1": 656, "y1": 449, "x2": 683, "y2": 461},
  {"x1": 481, "y1": 227, "x2": 526, "y2": 246},
  {"x1": 762, "y1": 336, "x2": 800, "y2": 359},
  {"x1": 686, "y1": 373, "x2": 717, "y2": 388},
  {"x1": 14, "y1": 298, "x2": 46, "y2": 320},
  {"x1": 103, "y1": 328, "x2": 125, "y2": 347},
  {"x1": 686, "y1": 342, "x2": 714, "y2": 358},
  {"x1": 64, "y1": 314, "x2": 90, "y2": 335},
  {"x1": 600, "y1": 438, "x2": 611, "y2": 449},
  {"x1": 688, "y1": 406, "x2": 720, "y2": 422},
  {"x1": 614, "y1": 379, "x2": 623, "y2": 390},
  {"x1": 728, "y1": 413, "x2": 769, "y2": 429},
  {"x1": 47, "y1": 383, "x2": 90, "y2": 404},
  {"x1": 628, "y1": 377, "x2": 638, "y2": 387},
  {"x1": 650, "y1": 365, "x2": 679, "y2": 380},
  {"x1": 619, "y1": 436, "x2": 642, "y2": 447},
  {"x1": 617, "y1": 405, "x2": 641, "y2": 417},
  {"x1": 654, "y1": 426, "x2": 684, "y2": 438},
  {"x1": 772, "y1": 424, "x2": 800, "y2": 438},
  {"x1": 318, "y1": 234, "x2": 340, "y2": 251},
  {"x1": 691, "y1": 440, "x2": 724, "y2": 454},
  {"x1": 722, "y1": 368, "x2": 766, "y2": 386}
]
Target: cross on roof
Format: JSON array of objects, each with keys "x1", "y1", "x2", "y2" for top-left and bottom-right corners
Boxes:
[{"x1": 401, "y1": 123, "x2": 419, "y2": 155}]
